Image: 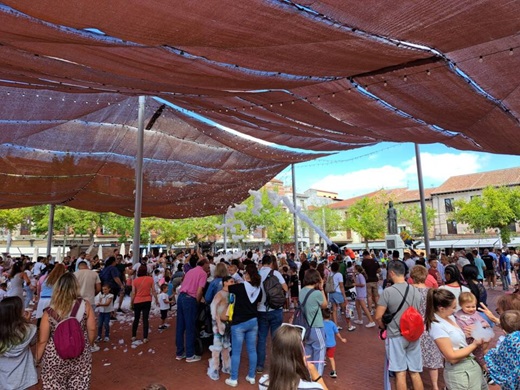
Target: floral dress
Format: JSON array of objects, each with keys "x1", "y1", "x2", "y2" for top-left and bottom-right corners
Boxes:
[
  {"x1": 41, "y1": 300, "x2": 92, "y2": 390},
  {"x1": 417, "y1": 287, "x2": 444, "y2": 369}
]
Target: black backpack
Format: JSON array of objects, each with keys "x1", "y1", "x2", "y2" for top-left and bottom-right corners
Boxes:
[{"x1": 263, "y1": 270, "x2": 286, "y2": 310}]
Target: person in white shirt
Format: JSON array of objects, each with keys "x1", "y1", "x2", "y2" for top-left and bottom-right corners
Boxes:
[
  {"x1": 158, "y1": 284, "x2": 172, "y2": 330},
  {"x1": 426, "y1": 288, "x2": 486, "y2": 390},
  {"x1": 95, "y1": 285, "x2": 114, "y2": 342},
  {"x1": 256, "y1": 254, "x2": 288, "y2": 373}
]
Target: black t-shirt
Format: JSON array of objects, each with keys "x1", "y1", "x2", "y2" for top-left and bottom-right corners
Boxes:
[
  {"x1": 228, "y1": 283, "x2": 262, "y2": 326},
  {"x1": 116, "y1": 263, "x2": 127, "y2": 282},
  {"x1": 481, "y1": 255, "x2": 495, "y2": 271},
  {"x1": 361, "y1": 258, "x2": 381, "y2": 283},
  {"x1": 299, "y1": 261, "x2": 310, "y2": 285}
]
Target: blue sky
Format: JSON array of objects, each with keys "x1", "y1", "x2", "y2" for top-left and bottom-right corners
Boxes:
[{"x1": 275, "y1": 142, "x2": 520, "y2": 199}]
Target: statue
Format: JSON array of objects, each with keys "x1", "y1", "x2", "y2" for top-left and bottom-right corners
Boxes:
[{"x1": 387, "y1": 201, "x2": 398, "y2": 235}]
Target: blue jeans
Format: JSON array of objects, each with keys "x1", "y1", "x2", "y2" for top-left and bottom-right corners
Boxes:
[
  {"x1": 501, "y1": 271, "x2": 510, "y2": 290},
  {"x1": 231, "y1": 318, "x2": 258, "y2": 381},
  {"x1": 256, "y1": 309, "x2": 283, "y2": 370},
  {"x1": 176, "y1": 293, "x2": 198, "y2": 357},
  {"x1": 304, "y1": 327, "x2": 326, "y2": 375},
  {"x1": 98, "y1": 312, "x2": 111, "y2": 338}
]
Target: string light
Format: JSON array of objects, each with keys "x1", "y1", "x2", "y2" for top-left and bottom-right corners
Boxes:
[
  {"x1": 510, "y1": 48, "x2": 514, "y2": 56},
  {"x1": 479, "y1": 56, "x2": 483, "y2": 63},
  {"x1": 426, "y1": 70, "x2": 431, "y2": 76}
]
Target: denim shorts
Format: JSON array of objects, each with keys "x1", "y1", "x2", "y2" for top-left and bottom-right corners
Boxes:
[{"x1": 329, "y1": 291, "x2": 345, "y2": 304}]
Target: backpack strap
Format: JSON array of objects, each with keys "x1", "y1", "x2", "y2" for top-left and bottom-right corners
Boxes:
[
  {"x1": 387, "y1": 284, "x2": 409, "y2": 324},
  {"x1": 70, "y1": 299, "x2": 82, "y2": 318},
  {"x1": 301, "y1": 288, "x2": 320, "y2": 328}
]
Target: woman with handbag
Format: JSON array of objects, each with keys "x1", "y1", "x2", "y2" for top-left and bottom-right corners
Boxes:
[
  {"x1": 36, "y1": 272, "x2": 96, "y2": 390},
  {"x1": 225, "y1": 264, "x2": 262, "y2": 387}
]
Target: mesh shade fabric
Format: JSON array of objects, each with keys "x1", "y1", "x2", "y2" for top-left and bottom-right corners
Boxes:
[{"x1": 0, "y1": 1, "x2": 518, "y2": 217}]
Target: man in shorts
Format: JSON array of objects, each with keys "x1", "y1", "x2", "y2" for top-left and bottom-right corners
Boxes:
[{"x1": 375, "y1": 260, "x2": 423, "y2": 390}]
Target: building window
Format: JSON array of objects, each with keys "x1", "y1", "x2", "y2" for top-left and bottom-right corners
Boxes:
[
  {"x1": 444, "y1": 198, "x2": 454, "y2": 213},
  {"x1": 447, "y1": 220, "x2": 457, "y2": 234},
  {"x1": 508, "y1": 221, "x2": 517, "y2": 232}
]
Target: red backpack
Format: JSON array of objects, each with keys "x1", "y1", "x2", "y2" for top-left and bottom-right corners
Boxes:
[
  {"x1": 400, "y1": 304, "x2": 424, "y2": 342},
  {"x1": 46, "y1": 299, "x2": 86, "y2": 359}
]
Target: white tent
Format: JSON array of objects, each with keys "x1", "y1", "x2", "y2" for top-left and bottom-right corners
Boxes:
[
  {"x1": 120, "y1": 243, "x2": 126, "y2": 256},
  {"x1": 98, "y1": 245, "x2": 103, "y2": 260},
  {"x1": 32, "y1": 246, "x2": 39, "y2": 263}
]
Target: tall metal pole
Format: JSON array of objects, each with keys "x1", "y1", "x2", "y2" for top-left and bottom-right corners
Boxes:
[
  {"x1": 415, "y1": 143, "x2": 431, "y2": 255},
  {"x1": 291, "y1": 164, "x2": 299, "y2": 259},
  {"x1": 223, "y1": 214, "x2": 228, "y2": 252},
  {"x1": 46, "y1": 204, "x2": 55, "y2": 256},
  {"x1": 132, "y1": 96, "x2": 145, "y2": 264}
]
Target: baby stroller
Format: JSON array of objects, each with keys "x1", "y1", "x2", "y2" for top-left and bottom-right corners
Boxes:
[{"x1": 195, "y1": 302, "x2": 213, "y2": 356}]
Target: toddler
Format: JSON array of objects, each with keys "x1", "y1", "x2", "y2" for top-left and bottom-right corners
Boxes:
[
  {"x1": 207, "y1": 276, "x2": 234, "y2": 380},
  {"x1": 484, "y1": 310, "x2": 520, "y2": 390},
  {"x1": 95, "y1": 284, "x2": 114, "y2": 342},
  {"x1": 454, "y1": 292, "x2": 491, "y2": 381},
  {"x1": 158, "y1": 284, "x2": 172, "y2": 330},
  {"x1": 322, "y1": 308, "x2": 347, "y2": 378}
]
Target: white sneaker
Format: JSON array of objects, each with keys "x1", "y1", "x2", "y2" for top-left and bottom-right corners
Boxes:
[
  {"x1": 91, "y1": 344, "x2": 100, "y2": 352},
  {"x1": 225, "y1": 378, "x2": 238, "y2": 387},
  {"x1": 353, "y1": 320, "x2": 363, "y2": 325},
  {"x1": 245, "y1": 376, "x2": 256, "y2": 385},
  {"x1": 347, "y1": 325, "x2": 356, "y2": 331},
  {"x1": 365, "y1": 322, "x2": 376, "y2": 328}
]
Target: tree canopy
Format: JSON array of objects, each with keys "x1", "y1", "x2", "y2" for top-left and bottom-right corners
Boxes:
[
  {"x1": 344, "y1": 196, "x2": 387, "y2": 247},
  {"x1": 453, "y1": 186, "x2": 520, "y2": 244}
]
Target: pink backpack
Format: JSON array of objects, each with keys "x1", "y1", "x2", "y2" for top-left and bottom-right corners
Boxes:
[{"x1": 46, "y1": 299, "x2": 86, "y2": 359}]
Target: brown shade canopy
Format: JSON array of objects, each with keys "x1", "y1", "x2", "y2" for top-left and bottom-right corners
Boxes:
[{"x1": 0, "y1": 1, "x2": 518, "y2": 217}]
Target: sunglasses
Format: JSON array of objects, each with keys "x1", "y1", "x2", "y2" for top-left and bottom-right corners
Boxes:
[{"x1": 280, "y1": 323, "x2": 306, "y2": 341}]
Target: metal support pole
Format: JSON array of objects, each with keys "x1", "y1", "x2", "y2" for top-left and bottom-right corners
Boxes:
[
  {"x1": 223, "y1": 214, "x2": 228, "y2": 252},
  {"x1": 415, "y1": 143, "x2": 431, "y2": 255},
  {"x1": 322, "y1": 207, "x2": 326, "y2": 251},
  {"x1": 292, "y1": 164, "x2": 299, "y2": 259},
  {"x1": 46, "y1": 204, "x2": 55, "y2": 256},
  {"x1": 132, "y1": 96, "x2": 145, "y2": 264}
]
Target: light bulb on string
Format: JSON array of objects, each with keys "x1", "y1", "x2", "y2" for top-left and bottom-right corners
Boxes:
[
  {"x1": 510, "y1": 48, "x2": 514, "y2": 56},
  {"x1": 479, "y1": 56, "x2": 483, "y2": 63},
  {"x1": 403, "y1": 75, "x2": 408, "y2": 82},
  {"x1": 383, "y1": 80, "x2": 388, "y2": 87},
  {"x1": 427, "y1": 70, "x2": 431, "y2": 76}
]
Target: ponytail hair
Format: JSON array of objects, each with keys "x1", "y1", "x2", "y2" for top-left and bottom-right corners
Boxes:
[
  {"x1": 354, "y1": 265, "x2": 368, "y2": 281},
  {"x1": 245, "y1": 264, "x2": 261, "y2": 287},
  {"x1": 425, "y1": 288, "x2": 456, "y2": 331}
]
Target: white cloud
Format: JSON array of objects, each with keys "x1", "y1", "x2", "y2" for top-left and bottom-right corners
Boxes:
[
  {"x1": 310, "y1": 152, "x2": 483, "y2": 199},
  {"x1": 403, "y1": 152, "x2": 482, "y2": 182},
  {"x1": 311, "y1": 165, "x2": 407, "y2": 198}
]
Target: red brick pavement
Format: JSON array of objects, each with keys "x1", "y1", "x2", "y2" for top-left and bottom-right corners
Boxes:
[{"x1": 30, "y1": 289, "x2": 508, "y2": 390}]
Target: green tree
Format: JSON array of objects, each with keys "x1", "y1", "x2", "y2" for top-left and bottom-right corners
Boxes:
[
  {"x1": 453, "y1": 186, "x2": 520, "y2": 245},
  {"x1": 306, "y1": 206, "x2": 343, "y2": 238},
  {"x1": 344, "y1": 196, "x2": 387, "y2": 248},
  {"x1": 396, "y1": 204, "x2": 436, "y2": 236},
  {"x1": 267, "y1": 209, "x2": 293, "y2": 251},
  {"x1": 0, "y1": 208, "x2": 27, "y2": 252}
]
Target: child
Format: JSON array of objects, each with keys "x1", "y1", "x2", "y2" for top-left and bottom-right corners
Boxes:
[
  {"x1": 484, "y1": 310, "x2": 520, "y2": 390},
  {"x1": 353, "y1": 265, "x2": 376, "y2": 327},
  {"x1": 95, "y1": 284, "x2": 114, "y2": 342},
  {"x1": 289, "y1": 266, "x2": 299, "y2": 311},
  {"x1": 454, "y1": 292, "x2": 491, "y2": 382},
  {"x1": 158, "y1": 284, "x2": 172, "y2": 330},
  {"x1": 0, "y1": 296, "x2": 38, "y2": 389},
  {"x1": 207, "y1": 276, "x2": 234, "y2": 381},
  {"x1": 322, "y1": 308, "x2": 347, "y2": 378}
]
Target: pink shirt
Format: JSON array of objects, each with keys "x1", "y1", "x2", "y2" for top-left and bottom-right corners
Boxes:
[{"x1": 179, "y1": 266, "x2": 207, "y2": 299}]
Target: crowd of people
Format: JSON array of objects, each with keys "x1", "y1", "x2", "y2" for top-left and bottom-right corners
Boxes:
[{"x1": 0, "y1": 245, "x2": 519, "y2": 389}]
